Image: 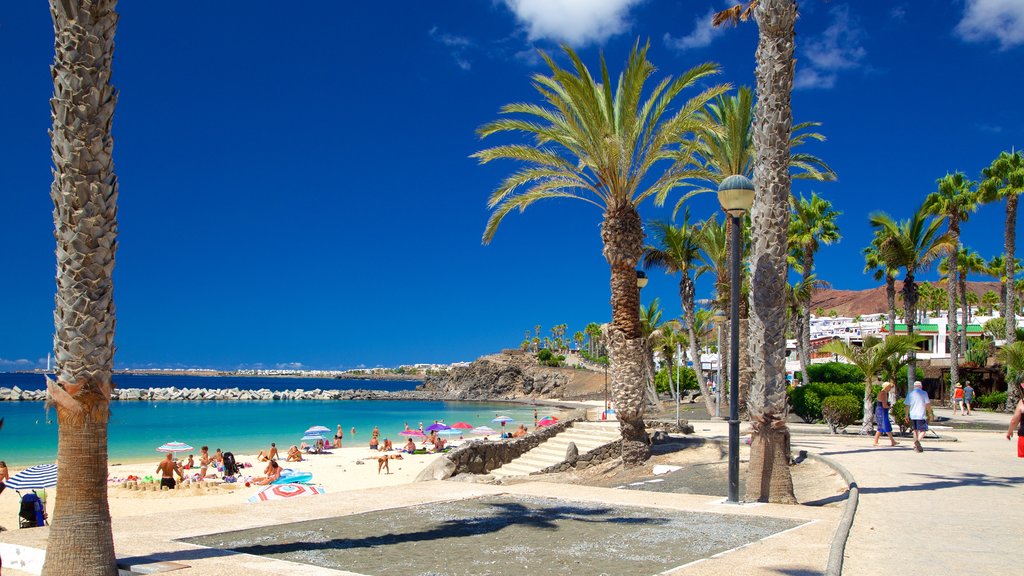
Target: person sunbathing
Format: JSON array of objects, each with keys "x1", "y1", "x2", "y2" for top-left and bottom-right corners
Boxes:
[
  {"x1": 379, "y1": 438, "x2": 393, "y2": 451},
  {"x1": 286, "y1": 445, "x2": 302, "y2": 462},
  {"x1": 255, "y1": 460, "x2": 282, "y2": 485},
  {"x1": 403, "y1": 438, "x2": 416, "y2": 453},
  {"x1": 299, "y1": 441, "x2": 310, "y2": 452},
  {"x1": 378, "y1": 453, "x2": 403, "y2": 474},
  {"x1": 512, "y1": 424, "x2": 528, "y2": 438}
]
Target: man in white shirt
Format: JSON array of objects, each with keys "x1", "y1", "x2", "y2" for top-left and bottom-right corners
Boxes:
[{"x1": 905, "y1": 381, "x2": 931, "y2": 452}]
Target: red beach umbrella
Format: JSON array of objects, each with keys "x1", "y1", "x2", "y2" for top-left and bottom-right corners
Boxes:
[{"x1": 450, "y1": 422, "x2": 474, "y2": 430}]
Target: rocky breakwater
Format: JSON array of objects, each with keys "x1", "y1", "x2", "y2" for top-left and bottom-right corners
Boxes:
[
  {"x1": 0, "y1": 386, "x2": 457, "y2": 402},
  {"x1": 418, "y1": 353, "x2": 570, "y2": 400}
]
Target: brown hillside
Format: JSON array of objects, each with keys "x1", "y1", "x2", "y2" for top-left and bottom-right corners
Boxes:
[{"x1": 810, "y1": 281, "x2": 1002, "y2": 317}]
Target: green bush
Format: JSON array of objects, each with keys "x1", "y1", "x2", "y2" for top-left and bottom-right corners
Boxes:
[
  {"x1": 788, "y1": 386, "x2": 823, "y2": 423},
  {"x1": 892, "y1": 366, "x2": 926, "y2": 391},
  {"x1": 976, "y1": 392, "x2": 1008, "y2": 410},
  {"x1": 794, "y1": 362, "x2": 865, "y2": 385},
  {"x1": 655, "y1": 367, "x2": 698, "y2": 395},
  {"x1": 821, "y1": 395, "x2": 860, "y2": 434},
  {"x1": 890, "y1": 399, "x2": 909, "y2": 435},
  {"x1": 536, "y1": 349, "x2": 564, "y2": 367}
]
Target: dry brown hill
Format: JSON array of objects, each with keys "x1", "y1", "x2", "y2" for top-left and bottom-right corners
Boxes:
[{"x1": 810, "y1": 281, "x2": 1002, "y2": 317}]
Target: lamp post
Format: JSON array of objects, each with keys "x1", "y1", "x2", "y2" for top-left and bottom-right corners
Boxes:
[
  {"x1": 636, "y1": 269, "x2": 649, "y2": 407},
  {"x1": 713, "y1": 310, "x2": 727, "y2": 419},
  {"x1": 718, "y1": 174, "x2": 755, "y2": 504}
]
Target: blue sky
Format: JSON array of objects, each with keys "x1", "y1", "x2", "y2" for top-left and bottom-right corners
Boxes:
[{"x1": 1, "y1": 1, "x2": 1022, "y2": 371}]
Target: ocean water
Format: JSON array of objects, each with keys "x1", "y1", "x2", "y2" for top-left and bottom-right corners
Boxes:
[{"x1": 0, "y1": 373, "x2": 540, "y2": 467}]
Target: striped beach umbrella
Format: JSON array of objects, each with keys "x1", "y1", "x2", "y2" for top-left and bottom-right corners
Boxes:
[
  {"x1": 437, "y1": 428, "x2": 462, "y2": 436},
  {"x1": 6, "y1": 464, "x2": 58, "y2": 490},
  {"x1": 304, "y1": 426, "x2": 331, "y2": 435},
  {"x1": 471, "y1": 426, "x2": 497, "y2": 435},
  {"x1": 491, "y1": 416, "x2": 514, "y2": 424},
  {"x1": 301, "y1": 433, "x2": 326, "y2": 442},
  {"x1": 156, "y1": 442, "x2": 193, "y2": 453},
  {"x1": 248, "y1": 483, "x2": 325, "y2": 503}
]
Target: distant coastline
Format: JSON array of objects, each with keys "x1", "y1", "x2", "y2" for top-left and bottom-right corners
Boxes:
[{"x1": 16, "y1": 368, "x2": 427, "y2": 381}]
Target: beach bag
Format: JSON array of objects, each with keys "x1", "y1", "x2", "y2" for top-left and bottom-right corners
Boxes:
[
  {"x1": 19, "y1": 493, "x2": 45, "y2": 528},
  {"x1": 223, "y1": 452, "x2": 240, "y2": 477}
]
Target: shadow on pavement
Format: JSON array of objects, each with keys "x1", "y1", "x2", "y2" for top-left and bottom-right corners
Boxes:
[{"x1": 859, "y1": 472, "x2": 1024, "y2": 495}]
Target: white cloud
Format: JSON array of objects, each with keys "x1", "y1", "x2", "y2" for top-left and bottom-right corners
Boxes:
[
  {"x1": 429, "y1": 26, "x2": 474, "y2": 70},
  {"x1": 956, "y1": 0, "x2": 1024, "y2": 50},
  {"x1": 794, "y1": 5, "x2": 866, "y2": 90},
  {"x1": 502, "y1": 0, "x2": 642, "y2": 46},
  {"x1": 275, "y1": 362, "x2": 305, "y2": 370},
  {"x1": 664, "y1": 8, "x2": 724, "y2": 51},
  {"x1": 0, "y1": 357, "x2": 36, "y2": 368}
]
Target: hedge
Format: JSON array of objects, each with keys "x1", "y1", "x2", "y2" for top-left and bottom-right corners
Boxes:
[{"x1": 821, "y1": 395, "x2": 860, "y2": 434}]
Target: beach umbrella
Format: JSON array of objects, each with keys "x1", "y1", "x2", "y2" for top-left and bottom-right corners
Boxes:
[
  {"x1": 450, "y1": 422, "x2": 473, "y2": 430},
  {"x1": 248, "y1": 483, "x2": 325, "y2": 503},
  {"x1": 399, "y1": 429, "x2": 425, "y2": 437},
  {"x1": 491, "y1": 416, "x2": 514, "y2": 424},
  {"x1": 437, "y1": 428, "x2": 462, "y2": 436},
  {"x1": 471, "y1": 426, "x2": 497, "y2": 435},
  {"x1": 156, "y1": 442, "x2": 193, "y2": 453},
  {"x1": 6, "y1": 464, "x2": 58, "y2": 491},
  {"x1": 537, "y1": 417, "x2": 557, "y2": 426},
  {"x1": 301, "y1": 433, "x2": 326, "y2": 442},
  {"x1": 305, "y1": 426, "x2": 330, "y2": 435},
  {"x1": 424, "y1": 423, "x2": 450, "y2": 432}
]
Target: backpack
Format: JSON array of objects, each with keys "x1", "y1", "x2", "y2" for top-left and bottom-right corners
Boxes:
[{"x1": 223, "y1": 452, "x2": 240, "y2": 477}]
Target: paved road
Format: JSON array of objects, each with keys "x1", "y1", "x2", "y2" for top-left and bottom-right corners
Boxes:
[{"x1": 786, "y1": 412, "x2": 1023, "y2": 576}]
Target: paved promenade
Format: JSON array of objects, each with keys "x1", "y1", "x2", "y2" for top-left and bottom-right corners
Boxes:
[{"x1": 790, "y1": 410, "x2": 1022, "y2": 576}]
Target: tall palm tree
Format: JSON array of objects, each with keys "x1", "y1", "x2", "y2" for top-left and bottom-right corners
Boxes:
[
  {"x1": 713, "y1": 0, "x2": 802, "y2": 503},
  {"x1": 981, "y1": 150, "x2": 1024, "y2": 354},
  {"x1": 982, "y1": 290, "x2": 1000, "y2": 315},
  {"x1": 573, "y1": 330, "x2": 585, "y2": 351},
  {"x1": 643, "y1": 211, "x2": 715, "y2": 415},
  {"x1": 870, "y1": 205, "x2": 954, "y2": 395},
  {"x1": 585, "y1": 322, "x2": 602, "y2": 357},
  {"x1": 789, "y1": 192, "x2": 841, "y2": 386},
  {"x1": 475, "y1": 42, "x2": 727, "y2": 465},
  {"x1": 957, "y1": 248, "x2": 986, "y2": 353},
  {"x1": 821, "y1": 335, "x2": 924, "y2": 434},
  {"x1": 984, "y1": 255, "x2": 1008, "y2": 314},
  {"x1": 864, "y1": 235, "x2": 898, "y2": 333},
  {"x1": 44, "y1": 1, "x2": 120, "y2": 573},
  {"x1": 696, "y1": 215, "x2": 730, "y2": 396},
  {"x1": 924, "y1": 171, "x2": 980, "y2": 396}
]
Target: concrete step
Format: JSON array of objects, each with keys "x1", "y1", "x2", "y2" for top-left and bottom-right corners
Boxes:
[{"x1": 490, "y1": 421, "x2": 622, "y2": 477}]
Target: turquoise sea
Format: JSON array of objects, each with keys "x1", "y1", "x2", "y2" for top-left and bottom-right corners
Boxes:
[{"x1": 0, "y1": 373, "x2": 540, "y2": 467}]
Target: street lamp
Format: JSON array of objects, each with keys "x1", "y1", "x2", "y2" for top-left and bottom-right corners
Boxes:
[
  {"x1": 713, "y1": 310, "x2": 727, "y2": 419},
  {"x1": 718, "y1": 174, "x2": 755, "y2": 504}
]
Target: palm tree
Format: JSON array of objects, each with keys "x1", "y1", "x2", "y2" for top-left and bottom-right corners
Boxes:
[
  {"x1": 870, "y1": 205, "x2": 954, "y2": 395},
  {"x1": 786, "y1": 274, "x2": 828, "y2": 380},
  {"x1": 643, "y1": 211, "x2": 715, "y2": 415},
  {"x1": 789, "y1": 192, "x2": 841, "y2": 386},
  {"x1": 44, "y1": 1, "x2": 120, "y2": 573},
  {"x1": 585, "y1": 322, "x2": 602, "y2": 357},
  {"x1": 957, "y1": 249, "x2": 986, "y2": 351},
  {"x1": 821, "y1": 335, "x2": 924, "y2": 434},
  {"x1": 713, "y1": 0, "x2": 802, "y2": 503},
  {"x1": 573, "y1": 331, "x2": 585, "y2": 351},
  {"x1": 924, "y1": 171, "x2": 980, "y2": 396},
  {"x1": 998, "y1": 341, "x2": 1024, "y2": 407},
  {"x1": 696, "y1": 215, "x2": 730, "y2": 394},
  {"x1": 640, "y1": 298, "x2": 678, "y2": 405},
  {"x1": 981, "y1": 150, "x2": 1024, "y2": 354},
  {"x1": 982, "y1": 290, "x2": 1000, "y2": 315},
  {"x1": 475, "y1": 43, "x2": 727, "y2": 464}
]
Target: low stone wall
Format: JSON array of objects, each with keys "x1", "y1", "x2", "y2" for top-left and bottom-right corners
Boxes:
[
  {"x1": 535, "y1": 439, "x2": 621, "y2": 474},
  {"x1": 0, "y1": 386, "x2": 457, "y2": 402},
  {"x1": 445, "y1": 409, "x2": 586, "y2": 474}
]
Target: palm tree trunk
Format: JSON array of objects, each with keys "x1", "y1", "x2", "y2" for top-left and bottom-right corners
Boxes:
[
  {"x1": 1006, "y1": 195, "x2": 1018, "y2": 345},
  {"x1": 682, "y1": 276, "x2": 715, "y2": 416},
  {"x1": 947, "y1": 237, "x2": 960, "y2": 403},
  {"x1": 861, "y1": 376, "x2": 875, "y2": 434},
  {"x1": 43, "y1": 1, "x2": 120, "y2": 574},
  {"x1": 800, "y1": 251, "x2": 814, "y2": 387},
  {"x1": 959, "y1": 271, "x2": 969, "y2": 359},
  {"x1": 601, "y1": 205, "x2": 649, "y2": 466},
  {"x1": 746, "y1": 0, "x2": 798, "y2": 505},
  {"x1": 886, "y1": 274, "x2": 897, "y2": 333},
  {"x1": 739, "y1": 298, "x2": 752, "y2": 420},
  {"x1": 903, "y1": 273, "x2": 919, "y2": 396}
]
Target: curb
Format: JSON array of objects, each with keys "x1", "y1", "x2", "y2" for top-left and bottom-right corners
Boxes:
[{"x1": 803, "y1": 451, "x2": 858, "y2": 576}]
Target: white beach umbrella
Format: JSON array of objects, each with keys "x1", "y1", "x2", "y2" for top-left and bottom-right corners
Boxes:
[
  {"x1": 156, "y1": 442, "x2": 193, "y2": 453},
  {"x1": 304, "y1": 426, "x2": 331, "y2": 435},
  {"x1": 471, "y1": 426, "x2": 497, "y2": 435}
]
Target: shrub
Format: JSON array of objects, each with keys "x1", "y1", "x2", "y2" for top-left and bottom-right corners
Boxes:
[
  {"x1": 655, "y1": 367, "x2": 698, "y2": 395},
  {"x1": 821, "y1": 395, "x2": 860, "y2": 434},
  {"x1": 890, "y1": 399, "x2": 909, "y2": 435},
  {"x1": 536, "y1": 349, "x2": 564, "y2": 367},
  {"x1": 892, "y1": 366, "x2": 925, "y2": 391},
  {"x1": 788, "y1": 386, "x2": 823, "y2": 423},
  {"x1": 794, "y1": 362, "x2": 865, "y2": 385},
  {"x1": 976, "y1": 392, "x2": 1008, "y2": 411}
]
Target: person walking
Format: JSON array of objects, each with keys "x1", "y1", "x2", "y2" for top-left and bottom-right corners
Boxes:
[
  {"x1": 963, "y1": 382, "x2": 975, "y2": 415},
  {"x1": 952, "y1": 383, "x2": 965, "y2": 415},
  {"x1": 905, "y1": 381, "x2": 931, "y2": 453},
  {"x1": 873, "y1": 382, "x2": 898, "y2": 447},
  {"x1": 1007, "y1": 380, "x2": 1024, "y2": 458}
]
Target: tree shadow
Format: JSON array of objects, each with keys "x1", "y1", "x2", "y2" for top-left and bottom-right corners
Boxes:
[
  {"x1": 859, "y1": 472, "x2": 1024, "y2": 495},
  {"x1": 164, "y1": 501, "x2": 669, "y2": 561},
  {"x1": 817, "y1": 445, "x2": 963, "y2": 456},
  {"x1": 769, "y1": 568, "x2": 824, "y2": 576}
]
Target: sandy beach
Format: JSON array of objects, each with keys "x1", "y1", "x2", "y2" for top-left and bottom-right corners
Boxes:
[{"x1": 0, "y1": 445, "x2": 447, "y2": 530}]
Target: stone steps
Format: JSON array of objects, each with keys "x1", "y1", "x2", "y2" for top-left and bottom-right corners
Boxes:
[{"x1": 490, "y1": 421, "x2": 620, "y2": 478}]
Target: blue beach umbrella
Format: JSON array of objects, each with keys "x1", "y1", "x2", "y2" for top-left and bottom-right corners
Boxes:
[
  {"x1": 6, "y1": 464, "x2": 58, "y2": 491},
  {"x1": 301, "y1": 433, "x2": 326, "y2": 442},
  {"x1": 491, "y1": 416, "x2": 514, "y2": 428},
  {"x1": 305, "y1": 426, "x2": 330, "y2": 436}
]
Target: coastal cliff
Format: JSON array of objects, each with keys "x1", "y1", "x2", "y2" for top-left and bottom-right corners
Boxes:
[{"x1": 418, "y1": 352, "x2": 604, "y2": 400}]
